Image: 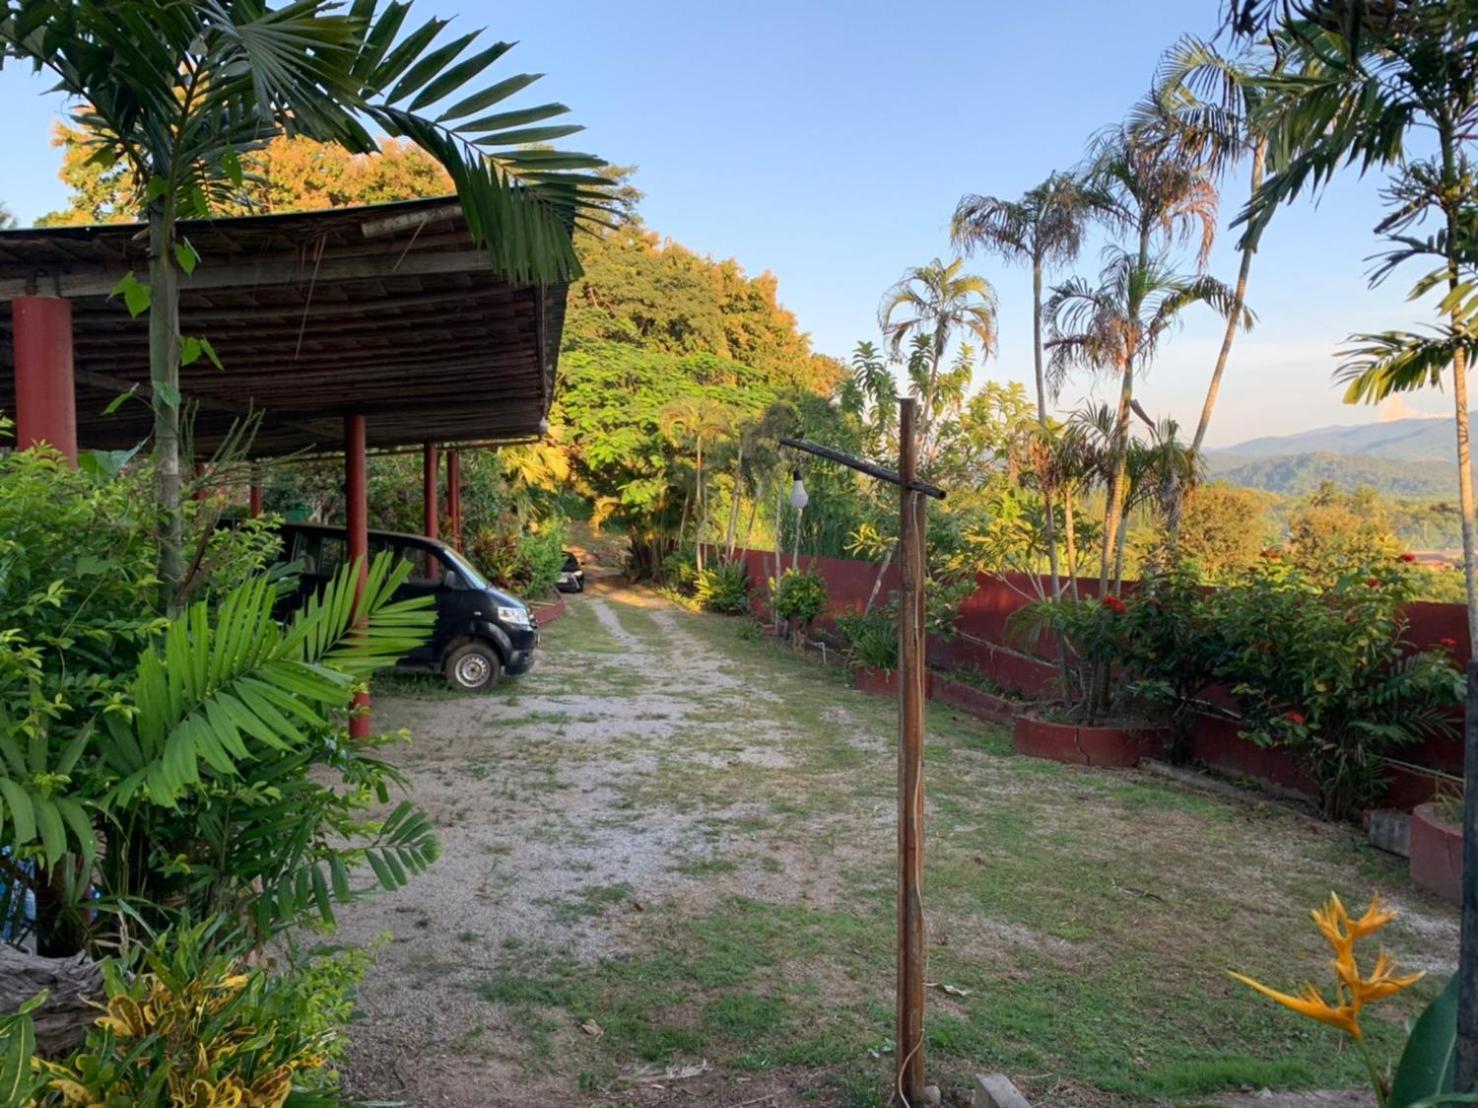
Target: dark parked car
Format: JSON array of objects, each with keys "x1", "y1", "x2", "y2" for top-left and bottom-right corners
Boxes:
[
  {"x1": 276, "y1": 523, "x2": 537, "y2": 692},
  {"x1": 556, "y1": 550, "x2": 585, "y2": 593}
]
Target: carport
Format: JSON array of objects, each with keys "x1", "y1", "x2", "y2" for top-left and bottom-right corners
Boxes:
[{"x1": 0, "y1": 195, "x2": 568, "y2": 734}]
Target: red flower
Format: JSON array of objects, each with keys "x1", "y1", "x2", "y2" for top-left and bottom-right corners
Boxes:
[
  {"x1": 1439, "y1": 637, "x2": 1458, "y2": 650},
  {"x1": 1399, "y1": 553, "x2": 1418, "y2": 563},
  {"x1": 1285, "y1": 710, "x2": 1306, "y2": 726},
  {"x1": 1366, "y1": 578, "x2": 1381, "y2": 589},
  {"x1": 1102, "y1": 595, "x2": 1126, "y2": 614}
]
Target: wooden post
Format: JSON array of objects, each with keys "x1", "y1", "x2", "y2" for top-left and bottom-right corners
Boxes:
[
  {"x1": 423, "y1": 440, "x2": 440, "y2": 539},
  {"x1": 248, "y1": 467, "x2": 263, "y2": 519},
  {"x1": 346, "y1": 415, "x2": 370, "y2": 741},
  {"x1": 895, "y1": 397, "x2": 927, "y2": 1105},
  {"x1": 1458, "y1": 661, "x2": 1478, "y2": 1088}
]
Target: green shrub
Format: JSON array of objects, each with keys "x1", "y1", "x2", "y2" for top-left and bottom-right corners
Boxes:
[
  {"x1": 835, "y1": 607, "x2": 898, "y2": 671},
  {"x1": 772, "y1": 568, "x2": 827, "y2": 648},
  {"x1": 467, "y1": 518, "x2": 567, "y2": 600},
  {"x1": 519, "y1": 521, "x2": 568, "y2": 600},
  {"x1": 659, "y1": 544, "x2": 698, "y2": 590},
  {"x1": 28, "y1": 919, "x2": 370, "y2": 1105},
  {"x1": 696, "y1": 560, "x2": 751, "y2": 613},
  {"x1": 1208, "y1": 559, "x2": 1463, "y2": 820}
]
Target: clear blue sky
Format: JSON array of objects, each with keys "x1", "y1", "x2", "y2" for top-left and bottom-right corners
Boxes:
[{"x1": 0, "y1": 0, "x2": 1446, "y2": 447}]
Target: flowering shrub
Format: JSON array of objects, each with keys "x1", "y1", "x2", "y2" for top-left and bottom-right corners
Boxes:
[
  {"x1": 1014, "y1": 591, "x2": 1138, "y2": 725},
  {"x1": 1208, "y1": 560, "x2": 1462, "y2": 820}
]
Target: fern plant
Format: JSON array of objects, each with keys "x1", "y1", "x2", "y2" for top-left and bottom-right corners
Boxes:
[{"x1": 0, "y1": 553, "x2": 441, "y2": 943}]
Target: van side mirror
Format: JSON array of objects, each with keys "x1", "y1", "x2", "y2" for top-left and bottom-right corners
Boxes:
[{"x1": 441, "y1": 569, "x2": 462, "y2": 591}]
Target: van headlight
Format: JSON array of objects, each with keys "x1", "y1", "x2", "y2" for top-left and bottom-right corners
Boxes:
[{"x1": 496, "y1": 605, "x2": 532, "y2": 628}]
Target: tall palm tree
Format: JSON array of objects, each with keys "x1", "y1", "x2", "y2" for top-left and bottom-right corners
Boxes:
[
  {"x1": 951, "y1": 172, "x2": 1089, "y2": 594},
  {"x1": 0, "y1": 0, "x2": 609, "y2": 610},
  {"x1": 1242, "y1": 2, "x2": 1478, "y2": 665},
  {"x1": 1065, "y1": 126, "x2": 1221, "y2": 592},
  {"x1": 662, "y1": 395, "x2": 734, "y2": 573},
  {"x1": 878, "y1": 258, "x2": 997, "y2": 453},
  {"x1": 1147, "y1": 36, "x2": 1276, "y2": 539},
  {"x1": 1047, "y1": 248, "x2": 1247, "y2": 591}
]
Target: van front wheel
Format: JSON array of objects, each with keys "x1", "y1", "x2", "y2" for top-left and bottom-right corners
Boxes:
[{"x1": 445, "y1": 642, "x2": 501, "y2": 692}]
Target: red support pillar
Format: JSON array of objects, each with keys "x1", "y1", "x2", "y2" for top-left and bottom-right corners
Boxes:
[
  {"x1": 12, "y1": 296, "x2": 77, "y2": 463},
  {"x1": 345, "y1": 415, "x2": 371, "y2": 740},
  {"x1": 446, "y1": 448, "x2": 462, "y2": 549},
  {"x1": 248, "y1": 471, "x2": 263, "y2": 519},
  {"x1": 423, "y1": 440, "x2": 440, "y2": 539}
]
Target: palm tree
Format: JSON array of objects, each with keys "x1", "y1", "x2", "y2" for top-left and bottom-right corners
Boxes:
[
  {"x1": 1242, "y1": 2, "x2": 1478, "y2": 662},
  {"x1": 878, "y1": 258, "x2": 997, "y2": 454},
  {"x1": 1147, "y1": 36, "x2": 1276, "y2": 539},
  {"x1": 1047, "y1": 247, "x2": 1247, "y2": 591},
  {"x1": 1062, "y1": 126, "x2": 1221, "y2": 593},
  {"x1": 662, "y1": 395, "x2": 735, "y2": 573},
  {"x1": 1, "y1": 0, "x2": 608, "y2": 610},
  {"x1": 951, "y1": 172, "x2": 1089, "y2": 594}
]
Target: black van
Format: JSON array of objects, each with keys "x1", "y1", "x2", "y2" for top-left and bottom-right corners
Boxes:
[{"x1": 277, "y1": 523, "x2": 537, "y2": 692}]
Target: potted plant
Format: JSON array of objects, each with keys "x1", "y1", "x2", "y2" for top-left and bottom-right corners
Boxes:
[
  {"x1": 1409, "y1": 787, "x2": 1463, "y2": 905},
  {"x1": 1008, "y1": 589, "x2": 1169, "y2": 767}
]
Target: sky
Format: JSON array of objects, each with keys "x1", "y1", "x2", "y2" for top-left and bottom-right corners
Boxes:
[{"x1": 0, "y1": 0, "x2": 1450, "y2": 448}]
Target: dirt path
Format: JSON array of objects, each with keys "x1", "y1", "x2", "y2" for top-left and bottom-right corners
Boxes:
[
  {"x1": 336, "y1": 582, "x2": 1457, "y2": 1108},
  {"x1": 339, "y1": 584, "x2": 831, "y2": 1104}
]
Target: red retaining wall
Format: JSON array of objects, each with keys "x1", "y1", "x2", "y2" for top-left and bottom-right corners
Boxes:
[{"x1": 724, "y1": 546, "x2": 1468, "y2": 808}]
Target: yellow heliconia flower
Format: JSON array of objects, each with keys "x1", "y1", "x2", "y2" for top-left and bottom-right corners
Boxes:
[
  {"x1": 1348, "y1": 948, "x2": 1425, "y2": 1005},
  {"x1": 1227, "y1": 972, "x2": 1364, "y2": 1039},
  {"x1": 1233, "y1": 891, "x2": 1422, "y2": 1046}
]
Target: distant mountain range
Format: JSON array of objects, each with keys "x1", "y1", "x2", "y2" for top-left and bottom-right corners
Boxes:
[
  {"x1": 1214, "y1": 413, "x2": 1460, "y2": 462},
  {"x1": 1207, "y1": 413, "x2": 1463, "y2": 499}
]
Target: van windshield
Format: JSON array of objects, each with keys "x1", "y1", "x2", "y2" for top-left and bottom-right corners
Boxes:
[{"x1": 444, "y1": 548, "x2": 490, "y2": 590}]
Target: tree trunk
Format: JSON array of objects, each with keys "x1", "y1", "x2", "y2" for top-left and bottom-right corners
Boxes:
[
  {"x1": 1451, "y1": 289, "x2": 1478, "y2": 657},
  {"x1": 1112, "y1": 497, "x2": 1131, "y2": 592},
  {"x1": 0, "y1": 948, "x2": 104, "y2": 1057},
  {"x1": 740, "y1": 488, "x2": 760, "y2": 556},
  {"x1": 1033, "y1": 255, "x2": 1065, "y2": 596},
  {"x1": 149, "y1": 204, "x2": 184, "y2": 612},
  {"x1": 724, "y1": 444, "x2": 745, "y2": 558},
  {"x1": 1099, "y1": 356, "x2": 1134, "y2": 595},
  {"x1": 695, "y1": 438, "x2": 705, "y2": 574},
  {"x1": 1171, "y1": 139, "x2": 1266, "y2": 545},
  {"x1": 1063, "y1": 490, "x2": 1081, "y2": 601},
  {"x1": 864, "y1": 541, "x2": 897, "y2": 616}
]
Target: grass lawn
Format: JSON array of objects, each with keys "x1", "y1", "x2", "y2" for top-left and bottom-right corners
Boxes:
[{"x1": 349, "y1": 584, "x2": 1458, "y2": 1107}]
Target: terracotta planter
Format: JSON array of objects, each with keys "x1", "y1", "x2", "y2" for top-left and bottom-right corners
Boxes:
[
  {"x1": 1409, "y1": 802, "x2": 1462, "y2": 906},
  {"x1": 932, "y1": 676, "x2": 1017, "y2": 726},
  {"x1": 1012, "y1": 713, "x2": 1166, "y2": 768},
  {"x1": 853, "y1": 666, "x2": 933, "y2": 699},
  {"x1": 530, "y1": 594, "x2": 567, "y2": 625}
]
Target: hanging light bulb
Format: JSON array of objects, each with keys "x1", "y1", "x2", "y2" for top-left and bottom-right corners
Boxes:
[{"x1": 789, "y1": 468, "x2": 809, "y2": 510}]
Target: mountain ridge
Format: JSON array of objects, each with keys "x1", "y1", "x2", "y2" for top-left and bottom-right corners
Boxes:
[{"x1": 1211, "y1": 412, "x2": 1462, "y2": 463}]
